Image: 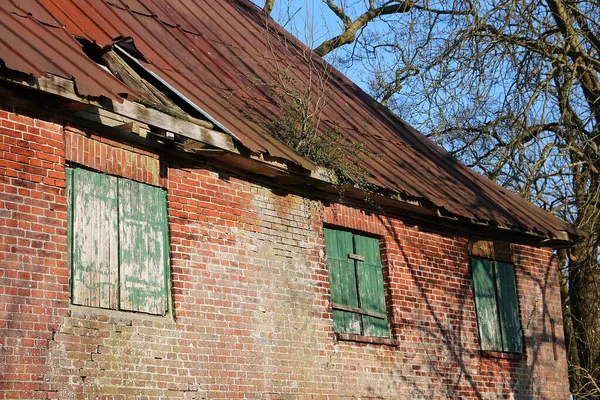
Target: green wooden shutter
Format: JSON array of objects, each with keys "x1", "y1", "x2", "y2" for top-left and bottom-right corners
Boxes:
[
  {"x1": 495, "y1": 262, "x2": 523, "y2": 353},
  {"x1": 118, "y1": 179, "x2": 168, "y2": 315},
  {"x1": 70, "y1": 168, "x2": 119, "y2": 310},
  {"x1": 354, "y1": 235, "x2": 388, "y2": 337},
  {"x1": 324, "y1": 228, "x2": 361, "y2": 334},
  {"x1": 471, "y1": 258, "x2": 502, "y2": 351}
]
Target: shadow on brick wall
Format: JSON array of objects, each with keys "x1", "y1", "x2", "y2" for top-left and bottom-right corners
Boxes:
[{"x1": 379, "y1": 216, "x2": 564, "y2": 399}]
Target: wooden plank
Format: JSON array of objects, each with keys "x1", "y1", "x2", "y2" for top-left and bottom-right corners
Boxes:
[
  {"x1": 471, "y1": 258, "x2": 503, "y2": 351},
  {"x1": 101, "y1": 50, "x2": 177, "y2": 110},
  {"x1": 66, "y1": 168, "x2": 73, "y2": 300},
  {"x1": 106, "y1": 95, "x2": 237, "y2": 153},
  {"x1": 118, "y1": 179, "x2": 168, "y2": 315},
  {"x1": 34, "y1": 74, "x2": 104, "y2": 107},
  {"x1": 73, "y1": 107, "x2": 136, "y2": 128},
  {"x1": 101, "y1": 51, "x2": 218, "y2": 130},
  {"x1": 468, "y1": 240, "x2": 513, "y2": 263},
  {"x1": 495, "y1": 261, "x2": 523, "y2": 353},
  {"x1": 354, "y1": 234, "x2": 389, "y2": 337},
  {"x1": 347, "y1": 253, "x2": 364, "y2": 261},
  {"x1": 115, "y1": 121, "x2": 151, "y2": 138},
  {"x1": 70, "y1": 168, "x2": 119, "y2": 309},
  {"x1": 324, "y1": 228, "x2": 361, "y2": 334},
  {"x1": 331, "y1": 303, "x2": 387, "y2": 319}
]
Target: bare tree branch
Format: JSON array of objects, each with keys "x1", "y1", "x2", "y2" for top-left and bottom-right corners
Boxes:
[
  {"x1": 314, "y1": 1, "x2": 415, "y2": 56},
  {"x1": 273, "y1": 0, "x2": 600, "y2": 394}
]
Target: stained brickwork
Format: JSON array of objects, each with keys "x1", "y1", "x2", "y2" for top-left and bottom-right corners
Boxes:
[
  {"x1": 64, "y1": 127, "x2": 164, "y2": 188},
  {"x1": 1, "y1": 106, "x2": 569, "y2": 399}
]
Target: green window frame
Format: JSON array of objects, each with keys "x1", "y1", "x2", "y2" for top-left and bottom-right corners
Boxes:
[
  {"x1": 324, "y1": 227, "x2": 389, "y2": 337},
  {"x1": 470, "y1": 257, "x2": 523, "y2": 353},
  {"x1": 67, "y1": 167, "x2": 170, "y2": 315}
]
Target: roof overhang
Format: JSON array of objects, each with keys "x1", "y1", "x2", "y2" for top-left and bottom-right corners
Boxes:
[{"x1": 0, "y1": 71, "x2": 582, "y2": 249}]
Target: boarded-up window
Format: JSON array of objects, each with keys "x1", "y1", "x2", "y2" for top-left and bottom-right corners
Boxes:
[
  {"x1": 470, "y1": 258, "x2": 523, "y2": 353},
  {"x1": 324, "y1": 228, "x2": 388, "y2": 337},
  {"x1": 67, "y1": 168, "x2": 169, "y2": 315}
]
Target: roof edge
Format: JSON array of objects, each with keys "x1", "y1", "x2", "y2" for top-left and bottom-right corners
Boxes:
[{"x1": 0, "y1": 72, "x2": 583, "y2": 248}]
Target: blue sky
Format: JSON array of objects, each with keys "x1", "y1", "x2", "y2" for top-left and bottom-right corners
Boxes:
[
  {"x1": 250, "y1": 0, "x2": 370, "y2": 90},
  {"x1": 251, "y1": 0, "x2": 340, "y2": 47}
]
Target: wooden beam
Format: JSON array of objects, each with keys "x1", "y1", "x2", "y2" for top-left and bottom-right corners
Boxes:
[
  {"x1": 62, "y1": 102, "x2": 93, "y2": 113},
  {"x1": 0, "y1": 74, "x2": 238, "y2": 154},
  {"x1": 331, "y1": 302, "x2": 387, "y2": 320},
  {"x1": 347, "y1": 253, "x2": 365, "y2": 262},
  {"x1": 115, "y1": 121, "x2": 151, "y2": 138},
  {"x1": 74, "y1": 107, "x2": 135, "y2": 128}
]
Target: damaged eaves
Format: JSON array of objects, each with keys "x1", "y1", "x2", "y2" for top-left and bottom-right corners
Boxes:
[
  {"x1": 74, "y1": 39, "x2": 291, "y2": 161},
  {"x1": 79, "y1": 39, "x2": 215, "y2": 131},
  {"x1": 0, "y1": 2, "x2": 134, "y2": 101},
  {"x1": 0, "y1": 70, "x2": 578, "y2": 247},
  {"x1": 113, "y1": 45, "x2": 237, "y2": 138},
  {"x1": 0, "y1": 70, "x2": 237, "y2": 153}
]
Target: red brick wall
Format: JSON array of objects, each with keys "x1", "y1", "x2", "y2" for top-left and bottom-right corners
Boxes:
[
  {"x1": 0, "y1": 107, "x2": 570, "y2": 399},
  {"x1": 0, "y1": 107, "x2": 69, "y2": 399}
]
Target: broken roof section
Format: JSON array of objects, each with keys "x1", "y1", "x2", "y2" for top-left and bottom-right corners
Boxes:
[
  {"x1": 0, "y1": 1, "x2": 134, "y2": 100},
  {"x1": 0, "y1": 0, "x2": 581, "y2": 243}
]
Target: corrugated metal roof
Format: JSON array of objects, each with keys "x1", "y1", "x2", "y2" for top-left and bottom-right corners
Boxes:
[
  {"x1": 1, "y1": 0, "x2": 580, "y2": 240},
  {"x1": 0, "y1": 1, "x2": 134, "y2": 101}
]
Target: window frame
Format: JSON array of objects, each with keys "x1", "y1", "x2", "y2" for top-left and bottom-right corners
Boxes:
[
  {"x1": 324, "y1": 227, "x2": 390, "y2": 338},
  {"x1": 470, "y1": 257, "x2": 523, "y2": 354},
  {"x1": 66, "y1": 167, "x2": 171, "y2": 316}
]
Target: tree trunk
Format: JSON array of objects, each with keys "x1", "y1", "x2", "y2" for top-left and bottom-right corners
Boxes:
[
  {"x1": 569, "y1": 174, "x2": 600, "y2": 397},
  {"x1": 560, "y1": 249, "x2": 583, "y2": 393}
]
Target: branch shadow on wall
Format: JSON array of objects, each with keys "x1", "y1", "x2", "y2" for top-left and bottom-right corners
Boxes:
[{"x1": 376, "y1": 215, "x2": 563, "y2": 399}]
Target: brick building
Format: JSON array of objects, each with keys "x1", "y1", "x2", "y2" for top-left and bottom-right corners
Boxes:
[{"x1": 0, "y1": 0, "x2": 580, "y2": 399}]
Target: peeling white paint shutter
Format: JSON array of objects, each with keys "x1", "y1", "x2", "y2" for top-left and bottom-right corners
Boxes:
[
  {"x1": 118, "y1": 179, "x2": 168, "y2": 315},
  {"x1": 70, "y1": 168, "x2": 119, "y2": 309}
]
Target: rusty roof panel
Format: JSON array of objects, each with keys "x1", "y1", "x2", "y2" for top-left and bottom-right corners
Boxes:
[
  {"x1": 39, "y1": 0, "x2": 123, "y2": 47},
  {"x1": 6, "y1": 0, "x2": 61, "y2": 26},
  {"x1": 0, "y1": 1, "x2": 134, "y2": 101},
  {"x1": 3, "y1": 0, "x2": 580, "y2": 239}
]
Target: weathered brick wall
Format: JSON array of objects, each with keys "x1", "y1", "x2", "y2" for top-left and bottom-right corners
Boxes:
[
  {"x1": 1, "y1": 107, "x2": 569, "y2": 399},
  {"x1": 0, "y1": 107, "x2": 69, "y2": 399}
]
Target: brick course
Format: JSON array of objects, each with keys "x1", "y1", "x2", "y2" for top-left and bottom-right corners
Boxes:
[{"x1": 0, "y1": 107, "x2": 569, "y2": 399}]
